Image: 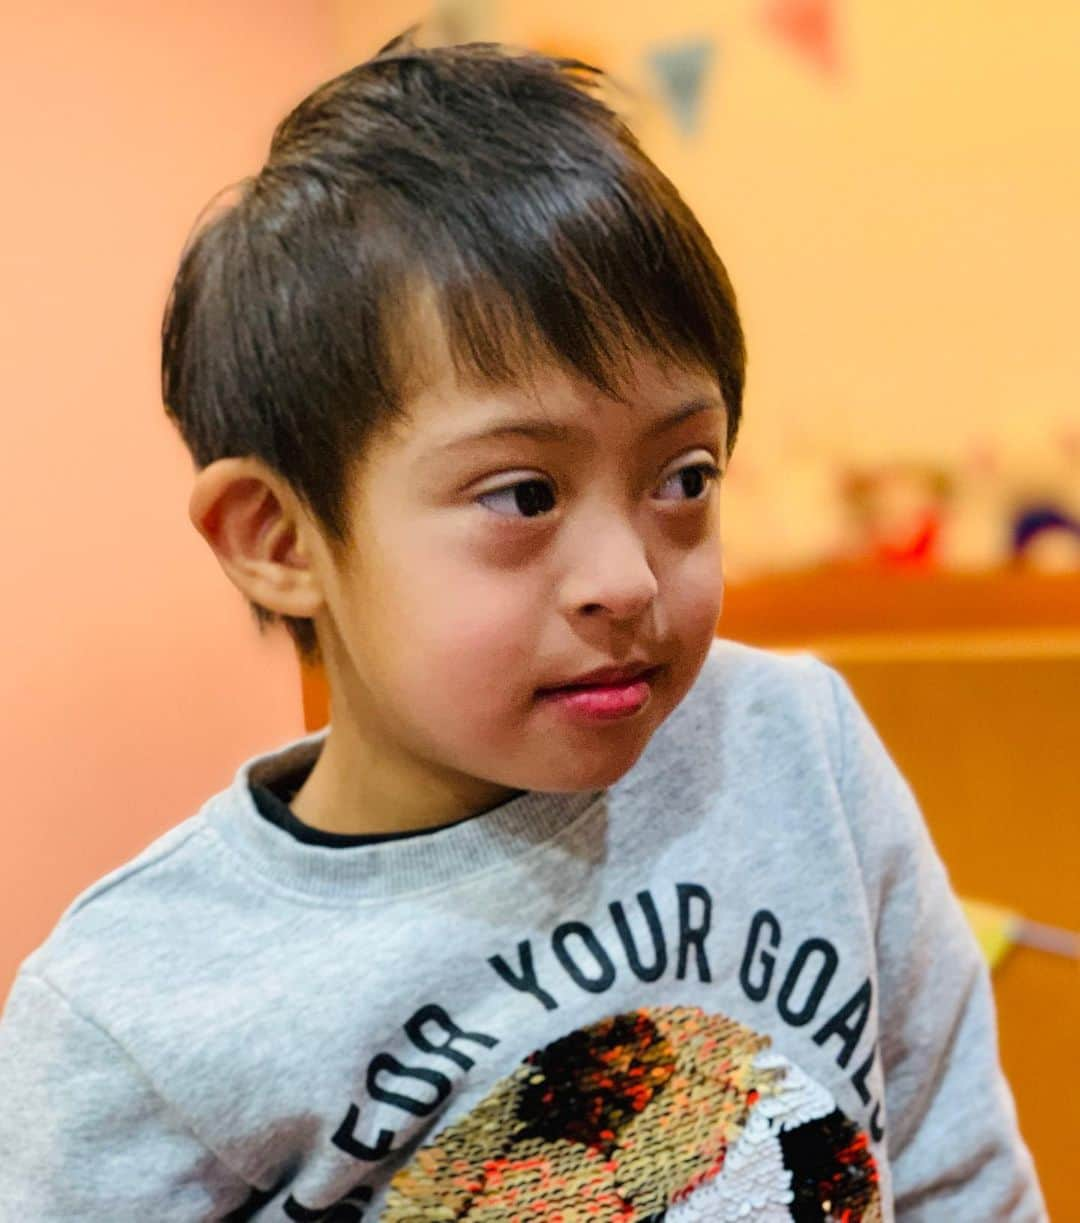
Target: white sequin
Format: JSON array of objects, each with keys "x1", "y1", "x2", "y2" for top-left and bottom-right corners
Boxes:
[
  {"x1": 665, "y1": 1050, "x2": 838, "y2": 1221},
  {"x1": 752, "y1": 1049, "x2": 836, "y2": 1130}
]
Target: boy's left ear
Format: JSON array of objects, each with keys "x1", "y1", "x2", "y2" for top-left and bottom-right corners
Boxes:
[{"x1": 187, "y1": 457, "x2": 326, "y2": 620}]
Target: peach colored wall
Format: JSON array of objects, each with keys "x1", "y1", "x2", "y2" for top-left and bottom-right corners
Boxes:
[{"x1": 0, "y1": 4, "x2": 348, "y2": 998}]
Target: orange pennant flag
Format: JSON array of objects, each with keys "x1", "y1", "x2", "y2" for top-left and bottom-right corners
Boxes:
[{"x1": 760, "y1": 0, "x2": 842, "y2": 78}]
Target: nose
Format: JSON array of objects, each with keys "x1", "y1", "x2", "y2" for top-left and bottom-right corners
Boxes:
[{"x1": 561, "y1": 515, "x2": 659, "y2": 623}]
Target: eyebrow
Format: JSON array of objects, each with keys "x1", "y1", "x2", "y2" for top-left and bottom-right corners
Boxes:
[{"x1": 440, "y1": 397, "x2": 725, "y2": 452}]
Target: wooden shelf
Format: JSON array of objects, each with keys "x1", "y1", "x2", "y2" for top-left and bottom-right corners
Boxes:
[{"x1": 719, "y1": 566, "x2": 1080, "y2": 647}]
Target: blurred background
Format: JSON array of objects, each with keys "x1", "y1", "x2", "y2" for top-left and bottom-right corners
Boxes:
[{"x1": 3, "y1": 1, "x2": 1077, "y2": 1213}]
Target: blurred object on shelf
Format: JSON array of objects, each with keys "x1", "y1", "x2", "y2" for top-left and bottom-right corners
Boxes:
[
  {"x1": 722, "y1": 428, "x2": 1080, "y2": 583},
  {"x1": 838, "y1": 461, "x2": 953, "y2": 570},
  {"x1": 1011, "y1": 503, "x2": 1080, "y2": 573}
]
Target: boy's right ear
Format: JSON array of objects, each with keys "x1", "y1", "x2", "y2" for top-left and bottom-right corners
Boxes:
[{"x1": 187, "y1": 458, "x2": 325, "y2": 620}]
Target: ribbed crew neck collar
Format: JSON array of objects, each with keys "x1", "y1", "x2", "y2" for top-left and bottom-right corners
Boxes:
[{"x1": 203, "y1": 727, "x2": 607, "y2": 902}]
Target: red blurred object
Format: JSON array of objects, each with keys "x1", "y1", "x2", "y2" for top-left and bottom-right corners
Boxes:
[{"x1": 873, "y1": 507, "x2": 943, "y2": 569}]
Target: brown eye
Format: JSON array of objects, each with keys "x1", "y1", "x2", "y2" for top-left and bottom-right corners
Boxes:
[
  {"x1": 657, "y1": 462, "x2": 720, "y2": 502},
  {"x1": 477, "y1": 479, "x2": 557, "y2": 518},
  {"x1": 680, "y1": 467, "x2": 707, "y2": 498}
]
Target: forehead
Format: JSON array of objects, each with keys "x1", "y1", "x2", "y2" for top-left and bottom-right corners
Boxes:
[{"x1": 386, "y1": 352, "x2": 726, "y2": 458}]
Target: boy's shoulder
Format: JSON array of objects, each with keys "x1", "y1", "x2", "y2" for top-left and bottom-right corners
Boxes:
[
  {"x1": 17, "y1": 799, "x2": 238, "y2": 1008},
  {"x1": 694, "y1": 635, "x2": 833, "y2": 705},
  {"x1": 645, "y1": 636, "x2": 843, "y2": 780}
]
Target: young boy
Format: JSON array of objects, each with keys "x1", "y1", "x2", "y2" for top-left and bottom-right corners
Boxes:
[{"x1": 0, "y1": 33, "x2": 1045, "y2": 1222}]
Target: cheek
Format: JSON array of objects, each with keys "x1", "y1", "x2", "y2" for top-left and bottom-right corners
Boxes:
[
  {"x1": 379, "y1": 552, "x2": 546, "y2": 695},
  {"x1": 665, "y1": 540, "x2": 725, "y2": 632}
]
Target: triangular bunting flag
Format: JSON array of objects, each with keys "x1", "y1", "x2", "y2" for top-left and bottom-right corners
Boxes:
[
  {"x1": 760, "y1": 0, "x2": 841, "y2": 78},
  {"x1": 960, "y1": 897, "x2": 1080, "y2": 971},
  {"x1": 960, "y1": 898, "x2": 1019, "y2": 971},
  {"x1": 1013, "y1": 916, "x2": 1080, "y2": 960},
  {"x1": 646, "y1": 38, "x2": 715, "y2": 138},
  {"x1": 428, "y1": 0, "x2": 498, "y2": 47}
]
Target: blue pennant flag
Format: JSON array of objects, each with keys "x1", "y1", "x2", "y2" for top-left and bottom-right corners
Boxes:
[{"x1": 647, "y1": 38, "x2": 716, "y2": 137}]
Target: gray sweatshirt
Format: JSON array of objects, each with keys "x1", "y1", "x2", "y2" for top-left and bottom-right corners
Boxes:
[{"x1": 0, "y1": 640, "x2": 1045, "y2": 1221}]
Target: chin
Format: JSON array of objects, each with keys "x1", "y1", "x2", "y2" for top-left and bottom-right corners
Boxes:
[{"x1": 534, "y1": 740, "x2": 653, "y2": 793}]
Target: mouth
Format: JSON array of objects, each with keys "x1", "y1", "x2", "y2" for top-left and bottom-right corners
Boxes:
[
  {"x1": 536, "y1": 666, "x2": 664, "y2": 721},
  {"x1": 539, "y1": 664, "x2": 662, "y2": 694}
]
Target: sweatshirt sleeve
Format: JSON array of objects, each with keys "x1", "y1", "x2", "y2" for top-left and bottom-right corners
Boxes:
[
  {"x1": 819, "y1": 661, "x2": 1047, "y2": 1222},
  {"x1": 0, "y1": 968, "x2": 251, "y2": 1220}
]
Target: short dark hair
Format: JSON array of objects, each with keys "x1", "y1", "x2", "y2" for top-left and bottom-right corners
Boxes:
[{"x1": 161, "y1": 31, "x2": 746, "y2": 665}]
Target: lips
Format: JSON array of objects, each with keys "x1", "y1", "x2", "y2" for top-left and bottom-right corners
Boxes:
[{"x1": 541, "y1": 663, "x2": 660, "y2": 692}]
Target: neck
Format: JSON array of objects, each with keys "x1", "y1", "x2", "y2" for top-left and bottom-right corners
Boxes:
[{"x1": 290, "y1": 723, "x2": 523, "y2": 837}]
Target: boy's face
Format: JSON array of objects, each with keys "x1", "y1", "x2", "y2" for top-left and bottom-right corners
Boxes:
[{"x1": 312, "y1": 345, "x2": 727, "y2": 814}]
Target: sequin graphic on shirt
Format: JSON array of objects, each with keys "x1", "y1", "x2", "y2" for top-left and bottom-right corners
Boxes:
[{"x1": 383, "y1": 1005, "x2": 880, "y2": 1220}]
